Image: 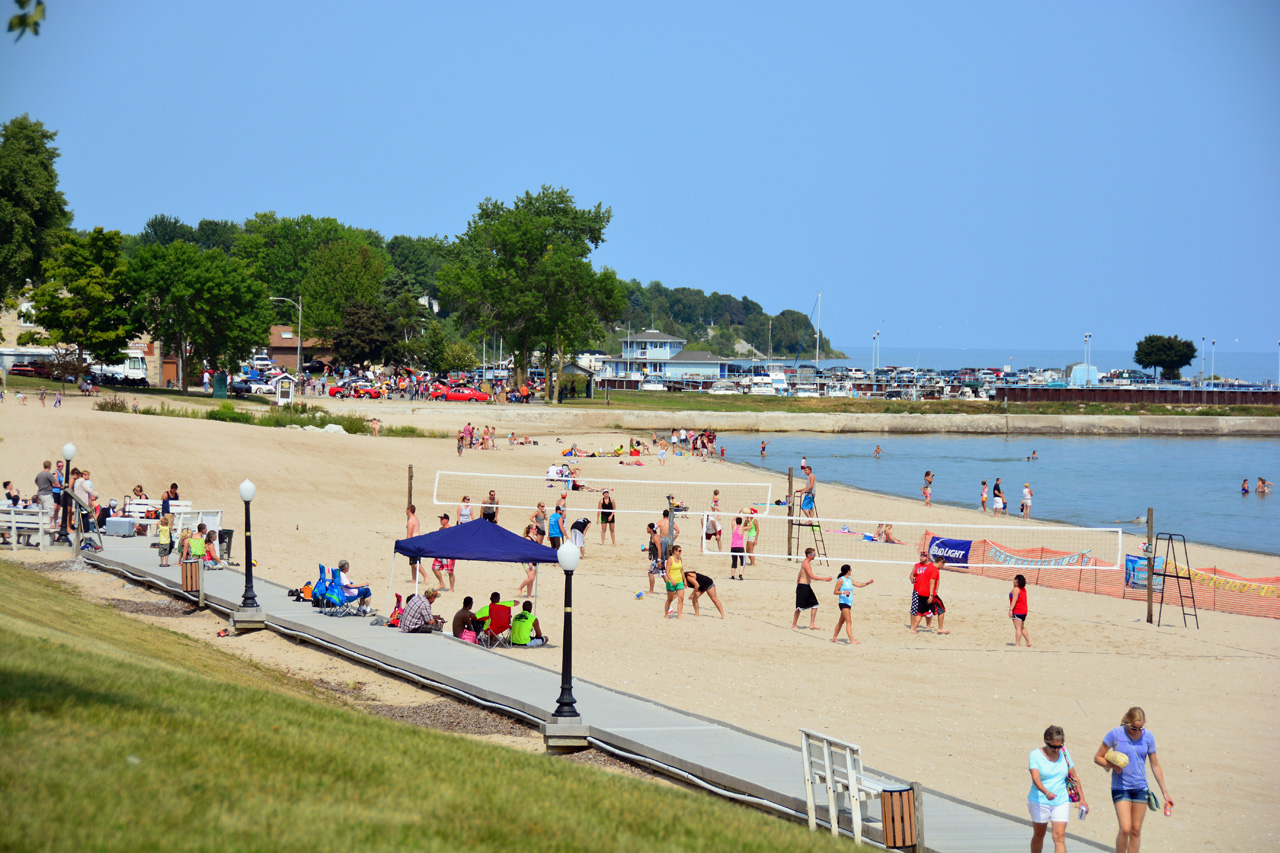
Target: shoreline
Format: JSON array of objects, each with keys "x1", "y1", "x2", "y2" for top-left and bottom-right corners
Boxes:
[{"x1": 381, "y1": 406, "x2": 1280, "y2": 437}]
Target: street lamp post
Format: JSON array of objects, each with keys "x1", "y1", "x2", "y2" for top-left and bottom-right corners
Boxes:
[
  {"x1": 61, "y1": 442, "x2": 76, "y2": 546},
  {"x1": 553, "y1": 541, "x2": 581, "y2": 718},
  {"x1": 1211, "y1": 340, "x2": 1216, "y2": 389},
  {"x1": 1201, "y1": 337, "x2": 1206, "y2": 385},
  {"x1": 270, "y1": 296, "x2": 303, "y2": 376},
  {"x1": 238, "y1": 479, "x2": 259, "y2": 610}
]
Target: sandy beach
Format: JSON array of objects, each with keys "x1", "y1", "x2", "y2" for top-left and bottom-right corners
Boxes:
[{"x1": 3, "y1": 394, "x2": 1277, "y2": 850}]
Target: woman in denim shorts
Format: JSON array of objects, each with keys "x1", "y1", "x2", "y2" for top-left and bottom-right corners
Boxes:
[{"x1": 1093, "y1": 706, "x2": 1173, "y2": 853}]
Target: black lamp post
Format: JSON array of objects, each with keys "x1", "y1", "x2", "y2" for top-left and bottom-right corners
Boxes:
[
  {"x1": 553, "y1": 541, "x2": 581, "y2": 718},
  {"x1": 61, "y1": 442, "x2": 76, "y2": 545},
  {"x1": 238, "y1": 479, "x2": 258, "y2": 609}
]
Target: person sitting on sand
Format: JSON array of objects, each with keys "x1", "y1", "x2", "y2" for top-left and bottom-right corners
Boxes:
[{"x1": 510, "y1": 600, "x2": 547, "y2": 646}]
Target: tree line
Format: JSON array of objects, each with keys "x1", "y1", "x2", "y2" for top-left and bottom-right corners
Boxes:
[{"x1": 2, "y1": 113, "x2": 841, "y2": 400}]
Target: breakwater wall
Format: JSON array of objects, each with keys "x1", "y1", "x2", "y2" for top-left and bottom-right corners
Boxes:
[{"x1": 422, "y1": 407, "x2": 1280, "y2": 437}]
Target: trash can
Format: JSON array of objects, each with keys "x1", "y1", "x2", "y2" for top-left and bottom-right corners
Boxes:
[
  {"x1": 218, "y1": 528, "x2": 235, "y2": 563},
  {"x1": 880, "y1": 787, "x2": 917, "y2": 849},
  {"x1": 181, "y1": 559, "x2": 200, "y2": 595},
  {"x1": 213, "y1": 371, "x2": 229, "y2": 399}
]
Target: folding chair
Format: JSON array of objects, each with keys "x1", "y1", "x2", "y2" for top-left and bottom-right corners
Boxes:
[{"x1": 480, "y1": 603, "x2": 513, "y2": 649}]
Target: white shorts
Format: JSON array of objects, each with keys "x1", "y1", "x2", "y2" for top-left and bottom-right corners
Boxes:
[
  {"x1": 1027, "y1": 799, "x2": 1069, "y2": 824},
  {"x1": 993, "y1": 498, "x2": 1004, "y2": 509},
  {"x1": 570, "y1": 529, "x2": 584, "y2": 548}
]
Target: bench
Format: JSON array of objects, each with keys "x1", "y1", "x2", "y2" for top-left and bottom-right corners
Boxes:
[
  {"x1": 801, "y1": 728, "x2": 924, "y2": 850},
  {"x1": 123, "y1": 499, "x2": 193, "y2": 536},
  {"x1": 0, "y1": 506, "x2": 53, "y2": 551}
]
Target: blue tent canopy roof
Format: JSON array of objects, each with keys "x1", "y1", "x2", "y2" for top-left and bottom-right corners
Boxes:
[{"x1": 394, "y1": 521, "x2": 561, "y2": 564}]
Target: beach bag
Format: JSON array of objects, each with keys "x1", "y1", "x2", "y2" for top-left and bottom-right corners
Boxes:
[
  {"x1": 1146, "y1": 789, "x2": 1160, "y2": 812},
  {"x1": 460, "y1": 628, "x2": 478, "y2": 644},
  {"x1": 1063, "y1": 748, "x2": 1081, "y2": 803},
  {"x1": 300, "y1": 582, "x2": 313, "y2": 601}
]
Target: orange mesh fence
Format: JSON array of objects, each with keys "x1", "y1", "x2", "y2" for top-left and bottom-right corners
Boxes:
[{"x1": 919, "y1": 531, "x2": 1280, "y2": 620}]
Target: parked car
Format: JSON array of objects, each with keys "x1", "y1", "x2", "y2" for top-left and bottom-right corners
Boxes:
[
  {"x1": 439, "y1": 385, "x2": 491, "y2": 402},
  {"x1": 7, "y1": 363, "x2": 36, "y2": 377},
  {"x1": 348, "y1": 382, "x2": 383, "y2": 400}
]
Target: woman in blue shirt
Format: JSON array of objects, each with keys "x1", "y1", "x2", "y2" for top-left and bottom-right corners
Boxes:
[
  {"x1": 1093, "y1": 706, "x2": 1172, "y2": 853},
  {"x1": 830, "y1": 564, "x2": 873, "y2": 645},
  {"x1": 1028, "y1": 725, "x2": 1088, "y2": 852}
]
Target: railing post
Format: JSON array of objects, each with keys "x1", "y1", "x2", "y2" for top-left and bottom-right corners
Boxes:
[{"x1": 911, "y1": 781, "x2": 925, "y2": 853}]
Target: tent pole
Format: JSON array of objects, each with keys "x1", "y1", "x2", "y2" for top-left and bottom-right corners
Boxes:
[{"x1": 386, "y1": 553, "x2": 396, "y2": 615}]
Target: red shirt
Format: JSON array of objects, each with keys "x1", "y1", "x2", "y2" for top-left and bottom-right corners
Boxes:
[
  {"x1": 1010, "y1": 587, "x2": 1028, "y2": 615},
  {"x1": 923, "y1": 564, "x2": 941, "y2": 596},
  {"x1": 912, "y1": 561, "x2": 933, "y2": 596}
]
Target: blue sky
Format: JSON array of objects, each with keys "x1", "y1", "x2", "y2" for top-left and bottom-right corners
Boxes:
[{"x1": 2, "y1": 1, "x2": 1277, "y2": 356}]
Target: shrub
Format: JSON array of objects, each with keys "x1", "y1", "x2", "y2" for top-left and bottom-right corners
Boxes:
[
  {"x1": 205, "y1": 402, "x2": 255, "y2": 425},
  {"x1": 381, "y1": 425, "x2": 426, "y2": 438},
  {"x1": 93, "y1": 395, "x2": 130, "y2": 413}
]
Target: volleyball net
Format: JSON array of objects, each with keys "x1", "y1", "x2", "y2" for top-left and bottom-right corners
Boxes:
[
  {"x1": 431, "y1": 471, "x2": 775, "y2": 520},
  {"x1": 699, "y1": 513, "x2": 1123, "y2": 574}
]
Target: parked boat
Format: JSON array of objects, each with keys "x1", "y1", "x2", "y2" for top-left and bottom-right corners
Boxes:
[
  {"x1": 707, "y1": 380, "x2": 739, "y2": 395},
  {"x1": 639, "y1": 378, "x2": 665, "y2": 392},
  {"x1": 747, "y1": 374, "x2": 775, "y2": 396}
]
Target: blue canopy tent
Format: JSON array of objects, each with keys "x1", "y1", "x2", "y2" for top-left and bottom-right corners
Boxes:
[{"x1": 387, "y1": 521, "x2": 560, "y2": 614}]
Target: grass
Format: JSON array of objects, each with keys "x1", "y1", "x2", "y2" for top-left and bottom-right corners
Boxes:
[
  {"x1": 0, "y1": 560, "x2": 858, "y2": 852},
  {"x1": 566, "y1": 390, "x2": 1278, "y2": 417}
]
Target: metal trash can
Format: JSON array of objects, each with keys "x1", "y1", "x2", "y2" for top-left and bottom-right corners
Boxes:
[{"x1": 218, "y1": 528, "x2": 235, "y2": 563}]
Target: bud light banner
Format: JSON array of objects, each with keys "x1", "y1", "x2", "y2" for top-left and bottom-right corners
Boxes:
[{"x1": 927, "y1": 536, "x2": 973, "y2": 567}]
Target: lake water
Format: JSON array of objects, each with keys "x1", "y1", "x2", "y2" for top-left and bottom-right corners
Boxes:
[{"x1": 722, "y1": 432, "x2": 1280, "y2": 556}]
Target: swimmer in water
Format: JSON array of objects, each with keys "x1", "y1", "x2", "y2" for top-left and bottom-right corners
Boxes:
[
  {"x1": 873, "y1": 445, "x2": 883, "y2": 458},
  {"x1": 1242, "y1": 478, "x2": 1250, "y2": 495},
  {"x1": 1258, "y1": 477, "x2": 1273, "y2": 495}
]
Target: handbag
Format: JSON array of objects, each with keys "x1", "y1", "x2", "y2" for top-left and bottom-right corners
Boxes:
[
  {"x1": 460, "y1": 628, "x2": 478, "y2": 644},
  {"x1": 1146, "y1": 789, "x2": 1160, "y2": 812},
  {"x1": 1063, "y1": 749, "x2": 1082, "y2": 803}
]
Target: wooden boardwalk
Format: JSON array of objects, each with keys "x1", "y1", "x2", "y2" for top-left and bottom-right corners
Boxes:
[{"x1": 84, "y1": 538, "x2": 1107, "y2": 852}]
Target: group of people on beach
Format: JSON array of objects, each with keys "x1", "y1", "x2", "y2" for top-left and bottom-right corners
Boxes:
[{"x1": 978, "y1": 475, "x2": 1034, "y2": 519}]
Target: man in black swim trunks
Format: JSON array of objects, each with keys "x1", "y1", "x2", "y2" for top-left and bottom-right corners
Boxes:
[{"x1": 481, "y1": 490, "x2": 499, "y2": 524}]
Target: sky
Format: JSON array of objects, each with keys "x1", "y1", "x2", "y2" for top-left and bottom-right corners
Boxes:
[{"x1": 2, "y1": 1, "x2": 1277, "y2": 357}]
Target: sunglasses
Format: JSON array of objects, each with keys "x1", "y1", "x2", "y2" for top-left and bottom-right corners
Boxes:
[
  {"x1": 1126, "y1": 723, "x2": 1144, "y2": 731},
  {"x1": 1044, "y1": 742, "x2": 1064, "y2": 749}
]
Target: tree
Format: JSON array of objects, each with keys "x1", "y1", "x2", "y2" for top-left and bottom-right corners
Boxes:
[
  {"x1": 194, "y1": 219, "x2": 242, "y2": 254},
  {"x1": 140, "y1": 214, "x2": 196, "y2": 247},
  {"x1": 232, "y1": 212, "x2": 381, "y2": 323},
  {"x1": 0, "y1": 113, "x2": 71, "y2": 307},
  {"x1": 125, "y1": 240, "x2": 270, "y2": 393},
  {"x1": 332, "y1": 300, "x2": 394, "y2": 367},
  {"x1": 18, "y1": 228, "x2": 135, "y2": 374},
  {"x1": 438, "y1": 186, "x2": 622, "y2": 402},
  {"x1": 1134, "y1": 334, "x2": 1197, "y2": 380},
  {"x1": 7, "y1": 0, "x2": 44, "y2": 40},
  {"x1": 298, "y1": 237, "x2": 389, "y2": 344},
  {"x1": 385, "y1": 234, "x2": 454, "y2": 303}
]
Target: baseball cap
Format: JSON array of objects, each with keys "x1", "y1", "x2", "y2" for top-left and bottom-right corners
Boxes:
[{"x1": 439, "y1": 513, "x2": 450, "y2": 520}]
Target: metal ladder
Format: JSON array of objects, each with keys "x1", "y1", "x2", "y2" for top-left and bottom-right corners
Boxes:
[
  {"x1": 1155, "y1": 533, "x2": 1199, "y2": 628},
  {"x1": 790, "y1": 501, "x2": 829, "y2": 562}
]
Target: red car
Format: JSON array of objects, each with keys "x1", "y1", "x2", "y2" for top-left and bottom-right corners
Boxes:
[
  {"x1": 349, "y1": 383, "x2": 383, "y2": 400},
  {"x1": 442, "y1": 386, "x2": 491, "y2": 402}
]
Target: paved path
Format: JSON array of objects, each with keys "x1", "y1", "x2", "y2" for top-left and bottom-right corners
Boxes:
[{"x1": 84, "y1": 538, "x2": 1106, "y2": 852}]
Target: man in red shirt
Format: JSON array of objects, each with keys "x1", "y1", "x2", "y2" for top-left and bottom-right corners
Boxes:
[
  {"x1": 909, "y1": 550, "x2": 935, "y2": 633},
  {"x1": 925, "y1": 557, "x2": 949, "y2": 635}
]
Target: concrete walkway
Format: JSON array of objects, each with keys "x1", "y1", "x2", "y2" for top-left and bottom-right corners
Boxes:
[{"x1": 84, "y1": 537, "x2": 1107, "y2": 852}]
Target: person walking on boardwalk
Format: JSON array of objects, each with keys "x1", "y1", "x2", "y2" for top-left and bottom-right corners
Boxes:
[
  {"x1": 1028, "y1": 725, "x2": 1088, "y2": 853},
  {"x1": 831, "y1": 564, "x2": 873, "y2": 644},
  {"x1": 1009, "y1": 574, "x2": 1030, "y2": 647},
  {"x1": 792, "y1": 548, "x2": 831, "y2": 630},
  {"x1": 1094, "y1": 706, "x2": 1173, "y2": 853}
]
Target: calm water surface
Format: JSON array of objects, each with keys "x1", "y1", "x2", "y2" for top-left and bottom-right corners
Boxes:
[{"x1": 722, "y1": 433, "x2": 1279, "y2": 556}]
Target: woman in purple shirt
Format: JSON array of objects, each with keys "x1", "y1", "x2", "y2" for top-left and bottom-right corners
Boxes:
[{"x1": 1093, "y1": 706, "x2": 1173, "y2": 853}]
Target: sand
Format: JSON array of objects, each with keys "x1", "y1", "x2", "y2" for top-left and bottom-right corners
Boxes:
[{"x1": 2, "y1": 393, "x2": 1277, "y2": 849}]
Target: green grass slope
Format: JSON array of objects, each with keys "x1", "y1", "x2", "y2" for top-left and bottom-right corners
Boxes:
[{"x1": 0, "y1": 561, "x2": 857, "y2": 852}]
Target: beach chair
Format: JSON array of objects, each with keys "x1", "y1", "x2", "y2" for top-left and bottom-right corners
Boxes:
[
  {"x1": 480, "y1": 603, "x2": 513, "y2": 649},
  {"x1": 325, "y1": 566, "x2": 367, "y2": 618}
]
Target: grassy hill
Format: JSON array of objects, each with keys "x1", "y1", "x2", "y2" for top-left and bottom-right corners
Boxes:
[{"x1": 0, "y1": 560, "x2": 859, "y2": 852}]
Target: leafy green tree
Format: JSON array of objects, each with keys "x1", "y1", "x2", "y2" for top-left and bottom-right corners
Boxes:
[
  {"x1": 438, "y1": 186, "x2": 622, "y2": 402},
  {"x1": 440, "y1": 339, "x2": 477, "y2": 374},
  {"x1": 140, "y1": 214, "x2": 196, "y2": 247},
  {"x1": 0, "y1": 113, "x2": 71, "y2": 306},
  {"x1": 1134, "y1": 334, "x2": 1197, "y2": 380},
  {"x1": 125, "y1": 240, "x2": 270, "y2": 393},
  {"x1": 385, "y1": 234, "x2": 454, "y2": 303},
  {"x1": 332, "y1": 300, "x2": 394, "y2": 367},
  {"x1": 18, "y1": 228, "x2": 135, "y2": 373},
  {"x1": 299, "y1": 237, "x2": 389, "y2": 344},
  {"x1": 194, "y1": 219, "x2": 242, "y2": 254},
  {"x1": 232, "y1": 212, "x2": 381, "y2": 322}
]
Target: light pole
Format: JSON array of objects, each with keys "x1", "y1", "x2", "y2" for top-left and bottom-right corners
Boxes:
[
  {"x1": 1084, "y1": 334, "x2": 1092, "y2": 387},
  {"x1": 553, "y1": 541, "x2": 581, "y2": 718},
  {"x1": 270, "y1": 296, "x2": 303, "y2": 376},
  {"x1": 61, "y1": 442, "x2": 76, "y2": 546},
  {"x1": 238, "y1": 479, "x2": 258, "y2": 609},
  {"x1": 1201, "y1": 337, "x2": 1206, "y2": 385},
  {"x1": 1211, "y1": 339, "x2": 1216, "y2": 388}
]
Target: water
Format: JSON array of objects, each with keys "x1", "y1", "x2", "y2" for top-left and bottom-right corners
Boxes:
[
  {"x1": 813, "y1": 346, "x2": 1279, "y2": 385},
  {"x1": 724, "y1": 433, "x2": 1280, "y2": 556}
]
